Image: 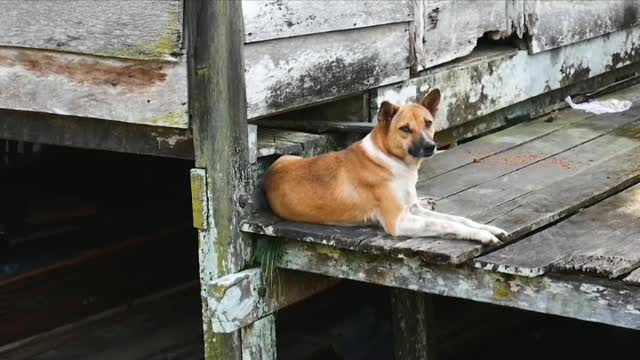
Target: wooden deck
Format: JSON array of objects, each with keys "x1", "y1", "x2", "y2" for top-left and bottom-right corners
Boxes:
[{"x1": 242, "y1": 83, "x2": 640, "y2": 329}]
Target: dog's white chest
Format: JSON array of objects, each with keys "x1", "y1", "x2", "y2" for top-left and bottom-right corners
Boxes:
[{"x1": 391, "y1": 171, "x2": 418, "y2": 207}]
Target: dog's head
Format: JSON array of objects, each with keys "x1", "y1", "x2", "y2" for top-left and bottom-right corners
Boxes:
[{"x1": 375, "y1": 88, "x2": 441, "y2": 163}]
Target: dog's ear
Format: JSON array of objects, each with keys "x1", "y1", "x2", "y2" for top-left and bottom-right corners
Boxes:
[
  {"x1": 378, "y1": 101, "x2": 399, "y2": 123},
  {"x1": 419, "y1": 88, "x2": 441, "y2": 115}
]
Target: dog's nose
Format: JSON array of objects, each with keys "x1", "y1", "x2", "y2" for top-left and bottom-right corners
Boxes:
[{"x1": 423, "y1": 141, "x2": 436, "y2": 157}]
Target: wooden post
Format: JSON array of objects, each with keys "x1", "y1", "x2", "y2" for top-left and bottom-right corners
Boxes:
[
  {"x1": 186, "y1": 1, "x2": 251, "y2": 359},
  {"x1": 390, "y1": 289, "x2": 437, "y2": 360}
]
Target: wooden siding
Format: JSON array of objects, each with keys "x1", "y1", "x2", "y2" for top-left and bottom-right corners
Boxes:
[
  {"x1": 245, "y1": 22, "x2": 410, "y2": 119},
  {"x1": 412, "y1": 0, "x2": 525, "y2": 71},
  {"x1": 243, "y1": 0, "x2": 412, "y2": 43},
  {"x1": 526, "y1": 0, "x2": 640, "y2": 53},
  {"x1": 0, "y1": 47, "x2": 188, "y2": 128},
  {"x1": 0, "y1": 0, "x2": 183, "y2": 60},
  {"x1": 371, "y1": 25, "x2": 640, "y2": 131}
]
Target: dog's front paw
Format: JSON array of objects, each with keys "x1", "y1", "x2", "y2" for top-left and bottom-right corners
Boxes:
[
  {"x1": 420, "y1": 197, "x2": 437, "y2": 210},
  {"x1": 482, "y1": 224, "x2": 509, "y2": 239},
  {"x1": 471, "y1": 230, "x2": 502, "y2": 246}
]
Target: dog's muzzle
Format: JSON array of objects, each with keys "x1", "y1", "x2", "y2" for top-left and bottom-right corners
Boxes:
[{"x1": 409, "y1": 137, "x2": 436, "y2": 158}]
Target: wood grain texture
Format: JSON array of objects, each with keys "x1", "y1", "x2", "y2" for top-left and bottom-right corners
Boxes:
[
  {"x1": 391, "y1": 289, "x2": 436, "y2": 360},
  {"x1": 243, "y1": 0, "x2": 412, "y2": 43},
  {"x1": 241, "y1": 315, "x2": 277, "y2": 360},
  {"x1": 526, "y1": 0, "x2": 640, "y2": 53},
  {"x1": 207, "y1": 267, "x2": 337, "y2": 333},
  {"x1": 623, "y1": 268, "x2": 640, "y2": 285},
  {"x1": 476, "y1": 182, "x2": 640, "y2": 279},
  {"x1": 372, "y1": 26, "x2": 640, "y2": 129},
  {"x1": 420, "y1": 81, "x2": 640, "y2": 179},
  {"x1": 0, "y1": 0, "x2": 183, "y2": 60},
  {"x1": 0, "y1": 109, "x2": 193, "y2": 159},
  {"x1": 186, "y1": 1, "x2": 249, "y2": 359},
  {"x1": 246, "y1": 22, "x2": 410, "y2": 119},
  {"x1": 0, "y1": 47, "x2": 188, "y2": 128},
  {"x1": 419, "y1": 103, "x2": 640, "y2": 201},
  {"x1": 412, "y1": 0, "x2": 524, "y2": 70},
  {"x1": 277, "y1": 241, "x2": 640, "y2": 331}
]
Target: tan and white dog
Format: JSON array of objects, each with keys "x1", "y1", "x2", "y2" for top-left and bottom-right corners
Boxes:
[{"x1": 264, "y1": 89, "x2": 507, "y2": 245}]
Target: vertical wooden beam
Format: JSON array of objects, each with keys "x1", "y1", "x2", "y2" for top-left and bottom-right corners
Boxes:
[
  {"x1": 390, "y1": 289, "x2": 437, "y2": 360},
  {"x1": 186, "y1": 1, "x2": 251, "y2": 359},
  {"x1": 241, "y1": 315, "x2": 277, "y2": 360}
]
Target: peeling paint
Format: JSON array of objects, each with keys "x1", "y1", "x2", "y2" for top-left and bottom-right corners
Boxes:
[{"x1": 372, "y1": 26, "x2": 640, "y2": 131}]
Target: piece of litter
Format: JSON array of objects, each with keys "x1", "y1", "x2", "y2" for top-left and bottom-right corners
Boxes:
[{"x1": 565, "y1": 96, "x2": 632, "y2": 115}]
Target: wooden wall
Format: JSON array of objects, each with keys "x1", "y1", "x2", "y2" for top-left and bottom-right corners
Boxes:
[{"x1": 0, "y1": 0, "x2": 639, "y2": 131}]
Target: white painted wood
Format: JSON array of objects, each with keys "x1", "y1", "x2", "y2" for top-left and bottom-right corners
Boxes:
[
  {"x1": 207, "y1": 267, "x2": 337, "y2": 333},
  {"x1": 0, "y1": 47, "x2": 188, "y2": 128},
  {"x1": 241, "y1": 315, "x2": 277, "y2": 360},
  {"x1": 372, "y1": 25, "x2": 640, "y2": 130},
  {"x1": 0, "y1": 0, "x2": 183, "y2": 60},
  {"x1": 243, "y1": 0, "x2": 412, "y2": 43},
  {"x1": 526, "y1": 0, "x2": 640, "y2": 53},
  {"x1": 245, "y1": 22, "x2": 410, "y2": 119},
  {"x1": 412, "y1": 0, "x2": 524, "y2": 70}
]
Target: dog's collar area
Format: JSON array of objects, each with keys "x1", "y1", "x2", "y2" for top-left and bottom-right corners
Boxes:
[{"x1": 361, "y1": 133, "x2": 417, "y2": 175}]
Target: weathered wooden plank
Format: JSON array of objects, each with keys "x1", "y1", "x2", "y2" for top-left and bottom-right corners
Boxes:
[
  {"x1": 0, "y1": 284, "x2": 203, "y2": 360},
  {"x1": 206, "y1": 267, "x2": 337, "y2": 333},
  {"x1": 277, "y1": 241, "x2": 640, "y2": 330},
  {"x1": 420, "y1": 82, "x2": 640, "y2": 179},
  {"x1": 0, "y1": 47, "x2": 188, "y2": 128},
  {"x1": 256, "y1": 128, "x2": 330, "y2": 158},
  {"x1": 241, "y1": 315, "x2": 277, "y2": 360},
  {"x1": 525, "y1": 0, "x2": 640, "y2": 54},
  {"x1": 624, "y1": 268, "x2": 640, "y2": 286},
  {"x1": 186, "y1": 1, "x2": 249, "y2": 359},
  {"x1": 253, "y1": 120, "x2": 375, "y2": 135},
  {"x1": 412, "y1": 0, "x2": 524, "y2": 71},
  {"x1": 372, "y1": 25, "x2": 640, "y2": 129},
  {"x1": 243, "y1": 0, "x2": 412, "y2": 43},
  {"x1": 390, "y1": 289, "x2": 436, "y2": 360},
  {"x1": 0, "y1": 0, "x2": 183, "y2": 60},
  {"x1": 418, "y1": 104, "x2": 640, "y2": 200},
  {"x1": 476, "y1": 184, "x2": 640, "y2": 279},
  {"x1": 246, "y1": 22, "x2": 409, "y2": 119},
  {"x1": 435, "y1": 118, "x2": 640, "y2": 218},
  {"x1": 0, "y1": 110, "x2": 193, "y2": 159},
  {"x1": 473, "y1": 145, "x2": 640, "y2": 274},
  {"x1": 241, "y1": 212, "x2": 483, "y2": 265}
]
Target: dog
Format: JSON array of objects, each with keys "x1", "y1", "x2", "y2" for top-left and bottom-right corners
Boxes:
[{"x1": 264, "y1": 89, "x2": 507, "y2": 245}]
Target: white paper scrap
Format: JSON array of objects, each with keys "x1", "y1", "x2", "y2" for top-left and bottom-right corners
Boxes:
[{"x1": 565, "y1": 96, "x2": 632, "y2": 115}]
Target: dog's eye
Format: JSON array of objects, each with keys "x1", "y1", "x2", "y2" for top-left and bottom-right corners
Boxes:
[
  {"x1": 425, "y1": 120, "x2": 433, "y2": 128},
  {"x1": 399, "y1": 125, "x2": 412, "y2": 134}
]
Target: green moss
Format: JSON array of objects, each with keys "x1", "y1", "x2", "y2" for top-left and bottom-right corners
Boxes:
[
  {"x1": 145, "y1": 112, "x2": 188, "y2": 127},
  {"x1": 492, "y1": 277, "x2": 513, "y2": 301},
  {"x1": 111, "y1": 14, "x2": 181, "y2": 60},
  {"x1": 197, "y1": 68, "x2": 210, "y2": 78},
  {"x1": 190, "y1": 171, "x2": 207, "y2": 230}
]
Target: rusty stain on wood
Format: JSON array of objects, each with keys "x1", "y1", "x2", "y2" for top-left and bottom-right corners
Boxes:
[{"x1": 0, "y1": 49, "x2": 168, "y2": 91}]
